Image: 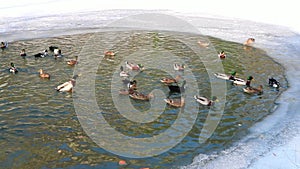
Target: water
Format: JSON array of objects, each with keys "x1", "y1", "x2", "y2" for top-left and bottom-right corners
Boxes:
[{"x1": 0, "y1": 24, "x2": 287, "y2": 168}]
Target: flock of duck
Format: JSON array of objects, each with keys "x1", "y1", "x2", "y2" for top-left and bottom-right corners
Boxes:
[
  {"x1": 117, "y1": 37, "x2": 281, "y2": 108},
  {"x1": 1, "y1": 37, "x2": 281, "y2": 108},
  {"x1": 118, "y1": 62, "x2": 191, "y2": 107},
  {"x1": 2, "y1": 41, "x2": 83, "y2": 92}
]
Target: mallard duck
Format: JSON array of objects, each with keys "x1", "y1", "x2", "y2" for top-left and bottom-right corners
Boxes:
[
  {"x1": 244, "y1": 38, "x2": 255, "y2": 46},
  {"x1": 243, "y1": 85, "x2": 263, "y2": 94},
  {"x1": 268, "y1": 77, "x2": 280, "y2": 89},
  {"x1": 233, "y1": 76, "x2": 254, "y2": 86},
  {"x1": 168, "y1": 80, "x2": 186, "y2": 93},
  {"x1": 197, "y1": 41, "x2": 210, "y2": 48},
  {"x1": 164, "y1": 97, "x2": 185, "y2": 108},
  {"x1": 34, "y1": 49, "x2": 48, "y2": 58},
  {"x1": 194, "y1": 95, "x2": 218, "y2": 106},
  {"x1": 67, "y1": 56, "x2": 78, "y2": 66},
  {"x1": 218, "y1": 51, "x2": 226, "y2": 59},
  {"x1": 214, "y1": 71, "x2": 238, "y2": 81},
  {"x1": 9, "y1": 63, "x2": 18, "y2": 73},
  {"x1": 39, "y1": 69, "x2": 50, "y2": 79},
  {"x1": 174, "y1": 64, "x2": 185, "y2": 71},
  {"x1": 129, "y1": 91, "x2": 153, "y2": 101},
  {"x1": 20, "y1": 49, "x2": 26, "y2": 57},
  {"x1": 160, "y1": 75, "x2": 181, "y2": 84},
  {"x1": 125, "y1": 61, "x2": 144, "y2": 71},
  {"x1": 55, "y1": 75, "x2": 79, "y2": 92},
  {"x1": 120, "y1": 66, "x2": 130, "y2": 77}
]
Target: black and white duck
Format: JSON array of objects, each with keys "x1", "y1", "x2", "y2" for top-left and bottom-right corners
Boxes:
[{"x1": 268, "y1": 77, "x2": 280, "y2": 89}]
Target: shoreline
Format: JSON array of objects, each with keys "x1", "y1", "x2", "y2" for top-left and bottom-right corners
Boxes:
[{"x1": 180, "y1": 13, "x2": 300, "y2": 169}]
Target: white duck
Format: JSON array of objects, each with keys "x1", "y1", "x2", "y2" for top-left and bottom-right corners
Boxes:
[
  {"x1": 119, "y1": 66, "x2": 129, "y2": 77},
  {"x1": 56, "y1": 75, "x2": 79, "y2": 92},
  {"x1": 194, "y1": 95, "x2": 218, "y2": 106}
]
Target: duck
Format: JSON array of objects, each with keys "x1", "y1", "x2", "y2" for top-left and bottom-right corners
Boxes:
[
  {"x1": 127, "y1": 80, "x2": 137, "y2": 90},
  {"x1": 268, "y1": 77, "x2": 280, "y2": 89},
  {"x1": 218, "y1": 51, "x2": 226, "y2": 59},
  {"x1": 197, "y1": 40, "x2": 210, "y2": 48},
  {"x1": 20, "y1": 49, "x2": 26, "y2": 57},
  {"x1": 164, "y1": 97, "x2": 185, "y2": 108},
  {"x1": 1, "y1": 42, "x2": 7, "y2": 50},
  {"x1": 244, "y1": 38, "x2": 255, "y2": 46},
  {"x1": 243, "y1": 85, "x2": 263, "y2": 95},
  {"x1": 34, "y1": 49, "x2": 48, "y2": 58},
  {"x1": 174, "y1": 63, "x2": 185, "y2": 71},
  {"x1": 233, "y1": 76, "x2": 254, "y2": 86},
  {"x1": 168, "y1": 80, "x2": 186, "y2": 93},
  {"x1": 122, "y1": 78, "x2": 136, "y2": 87},
  {"x1": 119, "y1": 80, "x2": 138, "y2": 95},
  {"x1": 54, "y1": 49, "x2": 62, "y2": 58},
  {"x1": 214, "y1": 71, "x2": 237, "y2": 81},
  {"x1": 119, "y1": 66, "x2": 130, "y2": 77},
  {"x1": 55, "y1": 75, "x2": 79, "y2": 92},
  {"x1": 104, "y1": 51, "x2": 115, "y2": 57},
  {"x1": 9, "y1": 62, "x2": 18, "y2": 73},
  {"x1": 67, "y1": 56, "x2": 78, "y2": 66},
  {"x1": 125, "y1": 61, "x2": 144, "y2": 71},
  {"x1": 160, "y1": 75, "x2": 181, "y2": 84},
  {"x1": 39, "y1": 69, "x2": 50, "y2": 79},
  {"x1": 49, "y1": 46, "x2": 59, "y2": 52},
  {"x1": 194, "y1": 95, "x2": 218, "y2": 106},
  {"x1": 129, "y1": 91, "x2": 154, "y2": 101}
]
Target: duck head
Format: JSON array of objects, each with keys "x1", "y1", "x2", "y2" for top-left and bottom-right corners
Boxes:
[
  {"x1": 137, "y1": 64, "x2": 144, "y2": 69},
  {"x1": 230, "y1": 71, "x2": 236, "y2": 76},
  {"x1": 247, "y1": 76, "x2": 254, "y2": 81}
]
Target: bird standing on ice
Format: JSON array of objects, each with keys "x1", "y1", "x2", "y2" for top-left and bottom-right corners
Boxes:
[{"x1": 243, "y1": 38, "x2": 255, "y2": 46}]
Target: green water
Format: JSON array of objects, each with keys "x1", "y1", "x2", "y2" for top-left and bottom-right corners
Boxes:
[{"x1": 0, "y1": 31, "x2": 287, "y2": 169}]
